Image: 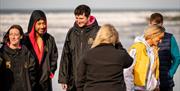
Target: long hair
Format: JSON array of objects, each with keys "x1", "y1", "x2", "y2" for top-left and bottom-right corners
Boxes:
[
  {"x1": 91, "y1": 24, "x2": 119, "y2": 48},
  {"x1": 3, "y1": 24, "x2": 24, "y2": 44},
  {"x1": 144, "y1": 25, "x2": 165, "y2": 40}
]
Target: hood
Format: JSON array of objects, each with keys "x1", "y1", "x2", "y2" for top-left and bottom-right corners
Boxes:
[
  {"x1": 27, "y1": 10, "x2": 47, "y2": 34},
  {"x1": 74, "y1": 15, "x2": 99, "y2": 30},
  {"x1": 26, "y1": 10, "x2": 46, "y2": 63},
  {"x1": 134, "y1": 35, "x2": 151, "y2": 49}
]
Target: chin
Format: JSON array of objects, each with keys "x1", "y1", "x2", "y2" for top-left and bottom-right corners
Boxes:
[{"x1": 78, "y1": 24, "x2": 85, "y2": 27}]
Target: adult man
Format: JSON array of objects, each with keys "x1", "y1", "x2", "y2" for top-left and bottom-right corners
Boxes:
[
  {"x1": 25, "y1": 10, "x2": 58, "y2": 91},
  {"x1": 58, "y1": 4, "x2": 100, "y2": 91},
  {"x1": 149, "y1": 13, "x2": 180, "y2": 91}
]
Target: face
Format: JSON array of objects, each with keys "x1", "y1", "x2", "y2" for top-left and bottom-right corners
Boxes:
[
  {"x1": 75, "y1": 13, "x2": 89, "y2": 27},
  {"x1": 150, "y1": 32, "x2": 164, "y2": 46},
  {"x1": 35, "y1": 19, "x2": 46, "y2": 35},
  {"x1": 9, "y1": 28, "x2": 22, "y2": 45}
]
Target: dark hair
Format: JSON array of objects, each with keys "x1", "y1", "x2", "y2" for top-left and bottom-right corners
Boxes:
[
  {"x1": 74, "y1": 4, "x2": 91, "y2": 17},
  {"x1": 150, "y1": 13, "x2": 163, "y2": 25},
  {"x1": 3, "y1": 24, "x2": 24, "y2": 43}
]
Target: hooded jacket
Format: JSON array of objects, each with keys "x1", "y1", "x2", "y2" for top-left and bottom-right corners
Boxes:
[
  {"x1": 58, "y1": 16, "x2": 100, "y2": 91},
  {"x1": 0, "y1": 25, "x2": 37, "y2": 91},
  {"x1": 0, "y1": 45, "x2": 36, "y2": 91},
  {"x1": 124, "y1": 36, "x2": 159, "y2": 91},
  {"x1": 25, "y1": 10, "x2": 58, "y2": 91}
]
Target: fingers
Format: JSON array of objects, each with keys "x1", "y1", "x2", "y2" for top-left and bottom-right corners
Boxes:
[{"x1": 61, "y1": 83, "x2": 68, "y2": 91}]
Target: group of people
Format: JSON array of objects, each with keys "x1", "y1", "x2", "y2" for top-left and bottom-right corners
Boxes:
[
  {"x1": 0, "y1": 10, "x2": 58, "y2": 91},
  {"x1": 0, "y1": 4, "x2": 179, "y2": 91}
]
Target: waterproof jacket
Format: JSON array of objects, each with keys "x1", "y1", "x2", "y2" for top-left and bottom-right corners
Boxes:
[
  {"x1": 76, "y1": 43, "x2": 133, "y2": 91},
  {"x1": 25, "y1": 10, "x2": 58, "y2": 91},
  {"x1": 124, "y1": 36, "x2": 159, "y2": 91},
  {"x1": 0, "y1": 45, "x2": 36, "y2": 91},
  {"x1": 0, "y1": 52, "x2": 3, "y2": 90},
  {"x1": 58, "y1": 16, "x2": 100, "y2": 91}
]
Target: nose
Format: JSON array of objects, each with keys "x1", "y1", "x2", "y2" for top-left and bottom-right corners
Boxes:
[{"x1": 40, "y1": 24, "x2": 46, "y2": 29}]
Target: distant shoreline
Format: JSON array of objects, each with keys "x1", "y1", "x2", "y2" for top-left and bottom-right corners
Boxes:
[{"x1": 0, "y1": 9, "x2": 179, "y2": 14}]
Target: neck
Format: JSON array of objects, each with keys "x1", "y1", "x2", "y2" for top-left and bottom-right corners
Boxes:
[
  {"x1": 9, "y1": 43, "x2": 20, "y2": 49},
  {"x1": 36, "y1": 32, "x2": 41, "y2": 37}
]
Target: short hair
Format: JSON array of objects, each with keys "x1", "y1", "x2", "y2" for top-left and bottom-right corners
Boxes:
[
  {"x1": 144, "y1": 25, "x2": 165, "y2": 40},
  {"x1": 74, "y1": 4, "x2": 91, "y2": 17},
  {"x1": 150, "y1": 13, "x2": 163, "y2": 25},
  {"x1": 3, "y1": 24, "x2": 24, "y2": 43},
  {"x1": 91, "y1": 24, "x2": 119, "y2": 48}
]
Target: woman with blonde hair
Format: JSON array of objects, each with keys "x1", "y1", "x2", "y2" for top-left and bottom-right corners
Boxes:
[
  {"x1": 124, "y1": 25, "x2": 165, "y2": 91},
  {"x1": 76, "y1": 24, "x2": 133, "y2": 91}
]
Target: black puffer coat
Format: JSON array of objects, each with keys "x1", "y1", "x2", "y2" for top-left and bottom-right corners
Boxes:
[
  {"x1": 0, "y1": 45, "x2": 36, "y2": 91},
  {"x1": 58, "y1": 16, "x2": 100, "y2": 91}
]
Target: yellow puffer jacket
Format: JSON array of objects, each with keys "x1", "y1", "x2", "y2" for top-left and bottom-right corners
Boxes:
[{"x1": 130, "y1": 42, "x2": 159, "y2": 87}]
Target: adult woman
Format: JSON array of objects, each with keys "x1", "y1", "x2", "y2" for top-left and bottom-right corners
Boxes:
[
  {"x1": 0, "y1": 25, "x2": 36, "y2": 91},
  {"x1": 76, "y1": 24, "x2": 133, "y2": 91},
  {"x1": 124, "y1": 25, "x2": 165, "y2": 91}
]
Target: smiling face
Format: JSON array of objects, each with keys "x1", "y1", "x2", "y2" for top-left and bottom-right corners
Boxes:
[
  {"x1": 35, "y1": 19, "x2": 46, "y2": 35},
  {"x1": 8, "y1": 28, "x2": 22, "y2": 46},
  {"x1": 75, "y1": 13, "x2": 89, "y2": 28}
]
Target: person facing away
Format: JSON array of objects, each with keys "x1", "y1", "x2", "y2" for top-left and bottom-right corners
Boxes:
[
  {"x1": 24, "y1": 10, "x2": 58, "y2": 91},
  {"x1": 124, "y1": 25, "x2": 165, "y2": 91},
  {"x1": 0, "y1": 25, "x2": 36, "y2": 91},
  {"x1": 76, "y1": 24, "x2": 133, "y2": 91},
  {"x1": 149, "y1": 13, "x2": 180, "y2": 91},
  {"x1": 58, "y1": 4, "x2": 100, "y2": 91}
]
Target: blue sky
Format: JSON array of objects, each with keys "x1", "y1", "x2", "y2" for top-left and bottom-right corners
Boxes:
[{"x1": 0, "y1": 0, "x2": 180, "y2": 10}]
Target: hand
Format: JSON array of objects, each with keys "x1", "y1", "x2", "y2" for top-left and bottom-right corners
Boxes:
[
  {"x1": 60, "y1": 83, "x2": 68, "y2": 91},
  {"x1": 49, "y1": 72, "x2": 54, "y2": 79}
]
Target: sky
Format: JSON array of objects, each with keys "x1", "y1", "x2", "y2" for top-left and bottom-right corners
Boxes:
[{"x1": 0, "y1": 0, "x2": 180, "y2": 10}]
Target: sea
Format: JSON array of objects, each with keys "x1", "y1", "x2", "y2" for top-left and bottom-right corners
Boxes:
[{"x1": 0, "y1": 9, "x2": 180, "y2": 91}]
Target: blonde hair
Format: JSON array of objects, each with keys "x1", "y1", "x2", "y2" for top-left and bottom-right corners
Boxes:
[
  {"x1": 91, "y1": 24, "x2": 119, "y2": 48},
  {"x1": 144, "y1": 25, "x2": 165, "y2": 40}
]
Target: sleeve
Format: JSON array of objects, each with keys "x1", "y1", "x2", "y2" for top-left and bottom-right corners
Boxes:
[
  {"x1": 124, "y1": 48, "x2": 136, "y2": 91},
  {"x1": 169, "y1": 36, "x2": 180, "y2": 77},
  {"x1": 28, "y1": 51, "x2": 38, "y2": 91},
  {"x1": 49, "y1": 37, "x2": 58, "y2": 75},
  {"x1": 0, "y1": 52, "x2": 3, "y2": 68},
  {"x1": 76, "y1": 55, "x2": 87, "y2": 91},
  {"x1": 122, "y1": 49, "x2": 133, "y2": 68},
  {"x1": 58, "y1": 33, "x2": 72, "y2": 84}
]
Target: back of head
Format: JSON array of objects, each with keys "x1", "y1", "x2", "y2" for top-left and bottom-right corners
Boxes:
[
  {"x1": 91, "y1": 24, "x2": 119, "y2": 48},
  {"x1": 74, "y1": 4, "x2": 91, "y2": 17},
  {"x1": 149, "y1": 13, "x2": 163, "y2": 25},
  {"x1": 144, "y1": 25, "x2": 165, "y2": 40}
]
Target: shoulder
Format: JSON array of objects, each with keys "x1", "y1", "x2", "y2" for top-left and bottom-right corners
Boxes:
[
  {"x1": 21, "y1": 45, "x2": 31, "y2": 54},
  {"x1": 165, "y1": 32, "x2": 173, "y2": 37},
  {"x1": 130, "y1": 42, "x2": 146, "y2": 49},
  {"x1": 44, "y1": 33, "x2": 56, "y2": 41}
]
